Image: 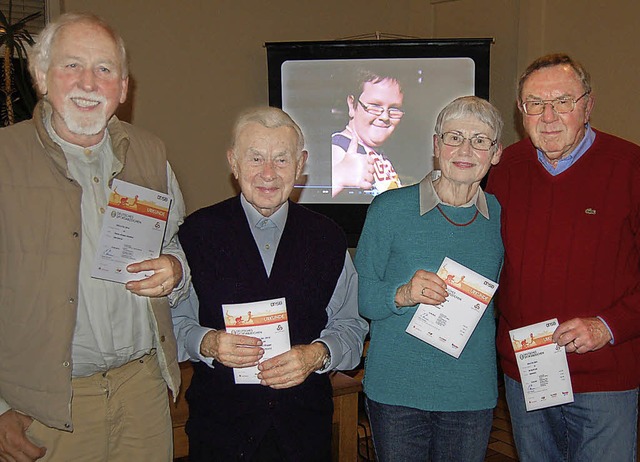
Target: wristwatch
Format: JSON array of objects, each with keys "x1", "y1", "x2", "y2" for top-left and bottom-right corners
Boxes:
[{"x1": 318, "y1": 342, "x2": 331, "y2": 372}]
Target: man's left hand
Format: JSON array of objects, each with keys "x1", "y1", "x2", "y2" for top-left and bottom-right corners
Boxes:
[
  {"x1": 125, "y1": 254, "x2": 182, "y2": 297},
  {"x1": 257, "y1": 343, "x2": 327, "y2": 389},
  {"x1": 552, "y1": 317, "x2": 612, "y2": 354}
]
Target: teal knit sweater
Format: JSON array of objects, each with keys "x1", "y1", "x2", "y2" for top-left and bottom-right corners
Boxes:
[{"x1": 355, "y1": 183, "x2": 503, "y2": 411}]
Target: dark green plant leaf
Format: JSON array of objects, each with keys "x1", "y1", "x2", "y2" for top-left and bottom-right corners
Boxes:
[{"x1": 0, "y1": 4, "x2": 42, "y2": 124}]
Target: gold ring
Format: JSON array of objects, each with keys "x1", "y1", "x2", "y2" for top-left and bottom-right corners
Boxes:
[
  {"x1": 421, "y1": 287, "x2": 427, "y2": 296},
  {"x1": 573, "y1": 339, "x2": 578, "y2": 349},
  {"x1": 160, "y1": 282, "x2": 166, "y2": 292}
]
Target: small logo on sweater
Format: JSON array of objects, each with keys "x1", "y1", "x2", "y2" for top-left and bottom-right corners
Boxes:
[{"x1": 585, "y1": 208, "x2": 596, "y2": 215}]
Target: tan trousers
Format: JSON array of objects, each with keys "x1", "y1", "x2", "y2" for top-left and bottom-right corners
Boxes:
[{"x1": 26, "y1": 352, "x2": 173, "y2": 462}]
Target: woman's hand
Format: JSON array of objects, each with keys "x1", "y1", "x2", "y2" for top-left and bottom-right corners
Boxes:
[{"x1": 394, "y1": 270, "x2": 448, "y2": 307}]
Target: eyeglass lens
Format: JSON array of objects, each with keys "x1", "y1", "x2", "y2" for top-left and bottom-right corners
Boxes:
[
  {"x1": 359, "y1": 100, "x2": 404, "y2": 119},
  {"x1": 523, "y1": 91, "x2": 589, "y2": 115},
  {"x1": 441, "y1": 132, "x2": 494, "y2": 151}
]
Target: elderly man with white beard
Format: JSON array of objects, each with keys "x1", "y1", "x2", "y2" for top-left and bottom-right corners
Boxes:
[{"x1": 0, "y1": 12, "x2": 190, "y2": 462}]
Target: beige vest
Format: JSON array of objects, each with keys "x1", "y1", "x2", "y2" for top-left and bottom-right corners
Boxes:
[{"x1": 0, "y1": 101, "x2": 180, "y2": 430}]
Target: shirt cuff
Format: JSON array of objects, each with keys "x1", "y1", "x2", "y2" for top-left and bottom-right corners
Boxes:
[
  {"x1": 165, "y1": 252, "x2": 189, "y2": 306},
  {"x1": 188, "y1": 325, "x2": 216, "y2": 368},
  {"x1": 597, "y1": 316, "x2": 615, "y2": 344},
  {"x1": 0, "y1": 397, "x2": 11, "y2": 417},
  {"x1": 312, "y1": 338, "x2": 337, "y2": 374}
]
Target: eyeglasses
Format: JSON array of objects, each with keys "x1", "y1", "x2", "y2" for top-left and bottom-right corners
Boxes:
[
  {"x1": 439, "y1": 131, "x2": 497, "y2": 151},
  {"x1": 521, "y1": 91, "x2": 590, "y2": 115},
  {"x1": 357, "y1": 99, "x2": 405, "y2": 119}
]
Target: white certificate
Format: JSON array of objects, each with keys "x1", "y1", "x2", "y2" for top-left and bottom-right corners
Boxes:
[
  {"x1": 405, "y1": 257, "x2": 498, "y2": 358},
  {"x1": 223, "y1": 297, "x2": 291, "y2": 384},
  {"x1": 91, "y1": 179, "x2": 171, "y2": 284},
  {"x1": 510, "y1": 318, "x2": 574, "y2": 411}
]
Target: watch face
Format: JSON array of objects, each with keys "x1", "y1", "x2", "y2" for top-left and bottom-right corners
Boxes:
[{"x1": 318, "y1": 343, "x2": 331, "y2": 371}]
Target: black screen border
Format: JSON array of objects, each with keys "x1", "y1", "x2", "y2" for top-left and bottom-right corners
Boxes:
[{"x1": 266, "y1": 38, "x2": 492, "y2": 247}]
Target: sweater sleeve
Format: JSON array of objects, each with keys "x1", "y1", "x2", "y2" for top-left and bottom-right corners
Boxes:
[
  {"x1": 355, "y1": 195, "x2": 417, "y2": 321},
  {"x1": 597, "y1": 159, "x2": 640, "y2": 344}
]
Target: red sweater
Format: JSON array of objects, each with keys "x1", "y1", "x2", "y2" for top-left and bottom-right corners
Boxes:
[{"x1": 487, "y1": 130, "x2": 640, "y2": 392}]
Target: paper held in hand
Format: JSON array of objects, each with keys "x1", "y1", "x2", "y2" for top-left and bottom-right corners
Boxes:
[
  {"x1": 510, "y1": 318, "x2": 574, "y2": 411},
  {"x1": 406, "y1": 257, "x2": 498, "y2": 358},
  {"x1": 223, "y1": 297, "x2": 291, "y2": 384},
  {"x1": 92, "y1": 179, "x2": 171, "y2": 284}
]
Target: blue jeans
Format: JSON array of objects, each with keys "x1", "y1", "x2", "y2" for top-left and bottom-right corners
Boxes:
[
  {"x1": 365, "y1": 396, "x2": 493, "y2": 462},
  {"x1": 504, "y1": 374, "x2": 638, "y2": 462}
]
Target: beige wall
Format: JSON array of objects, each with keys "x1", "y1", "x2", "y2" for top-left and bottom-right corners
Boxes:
[
  {"x1": 62, "y1": 0, "x2": 432, "y2": 212},
  {"x1": 60, "y1": 0, "x2": 640, "y2": 212},
  {"x1": 430, "y1": 0, "x2": 640, "y2": 147},
  {"x1": 521, "y1": 0, "x2": 640, "y2": 144},
  {"x1": 430, "y1": 0, "x2": 520, "y2": 141}
]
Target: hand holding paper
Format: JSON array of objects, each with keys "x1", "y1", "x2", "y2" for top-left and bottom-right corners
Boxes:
[
  {"x1": 406, "y1": 258, "x2": 498, "y2": 358},
  {"x1": 200, "y1": 330, "x2": 264, "y2": 368},
  {"x1": 551, "y1": 316, "x2": 612, "y2": 354},
  {"x1": 395, "y1": 269, "x2": 448, "y2": 307},
  {"x1": 125, "y1": 254, "x2": 182, "y2": 297},
  {"x1": 510, "y1": 318, "x2": 574, "y2": 411},
  {"x1": 223, "y1": 298, "x2": 291, "y2": 384},
  {"x1": 92, "y1": 179, "x2": 172, "y2": 284},
  {"x1": 258, "y1": 343, "x2": 327, "y2": 389}
]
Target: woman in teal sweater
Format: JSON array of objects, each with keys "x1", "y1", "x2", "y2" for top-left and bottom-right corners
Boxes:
[{"x1": 355, "y1": 96, "x2": 504, "y2": 462}]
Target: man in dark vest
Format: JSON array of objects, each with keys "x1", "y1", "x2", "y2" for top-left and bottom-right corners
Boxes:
[{"x1": 174, "y1": 106, "x2": 368, "y2": 461}]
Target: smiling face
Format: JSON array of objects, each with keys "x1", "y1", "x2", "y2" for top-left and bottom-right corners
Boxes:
[
  {"x1": 36, "y1": 21, "x2": 128, "y2": 147},
  {"x1": 519, "y1": 64, "x2": 593, "y2": 163},
  {"x1": 227, "y1": 122, "x2": 307, "y2": 217},
  {"x1": 348, "y1": 78, "x2": 403, "y2": 149},
  {"x1": 434, "y1": 116, "x2": 502, "y2": 188}
]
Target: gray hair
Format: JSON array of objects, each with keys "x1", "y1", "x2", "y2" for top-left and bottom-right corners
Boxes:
[
  {"x1": 517, "y1": 53, "x2": 591, "y2": 102},
  {"x1": 230, "y1": 106, "x2": 305, "y2": 154},
  {"x1": 29, "y1": 12, "x2": 129, "y2": 85},
  {"x1": 435, "y1": 95, "x2": 503, "y2": 144}
]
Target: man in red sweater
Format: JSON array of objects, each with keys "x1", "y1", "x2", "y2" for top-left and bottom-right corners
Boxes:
[{"x1": 487, "y1": 53, "x2": 640, "y2": 462}]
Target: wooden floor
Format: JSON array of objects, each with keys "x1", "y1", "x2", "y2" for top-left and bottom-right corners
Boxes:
[{"x1": 484, "y1": 384, "x2": 518, "y2": 461}]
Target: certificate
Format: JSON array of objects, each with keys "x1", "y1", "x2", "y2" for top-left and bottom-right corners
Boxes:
[
  {"x1": 223, "y1": 297, "x2": 291, "y2": 384},
  {"x1": 405, "y1": 257, "x2": 498, "y2": 358},
  {"x1": 510, "y1": 319, "x2": 574, "y2": 411},
  {"x1": 91, "y1": 179, "x2": 171, "y2": 284}
]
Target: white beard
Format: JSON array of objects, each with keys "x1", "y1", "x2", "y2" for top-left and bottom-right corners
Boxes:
[{"x1": 60, "y1": 91, "x2": 109, "y2": 136}]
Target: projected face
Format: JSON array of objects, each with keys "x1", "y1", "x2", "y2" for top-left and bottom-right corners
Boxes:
[
  {"x1": 347, "y1": 78, "x2": 404, "y2": 149},
  {"x1": 227, "y1": 122, "x2": 307, "y2": 217}
]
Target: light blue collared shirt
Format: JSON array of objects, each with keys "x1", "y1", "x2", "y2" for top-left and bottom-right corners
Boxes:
[
  {"x1": 537, "y1": 124, "x2": 596, "y2": 175},
  {"x1": 44, "y1": 111, "x2": 190, "y2": 378},
  {"x1": 172, "y1": 195, "x2": 369, "y2": 372}
]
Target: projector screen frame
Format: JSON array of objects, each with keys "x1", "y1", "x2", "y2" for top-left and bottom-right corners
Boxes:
[{"x1": 266, "y1": 38, "x2": 492, "y2": 247}]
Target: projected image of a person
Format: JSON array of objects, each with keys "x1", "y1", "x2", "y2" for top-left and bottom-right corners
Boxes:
[{"x1": 331, "y1": 71, "x2": 404, "y2": 197}]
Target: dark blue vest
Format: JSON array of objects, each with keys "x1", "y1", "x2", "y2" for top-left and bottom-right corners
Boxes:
[{"x1": 179, "y1": 196, "x2": 346, "y2": 461}]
